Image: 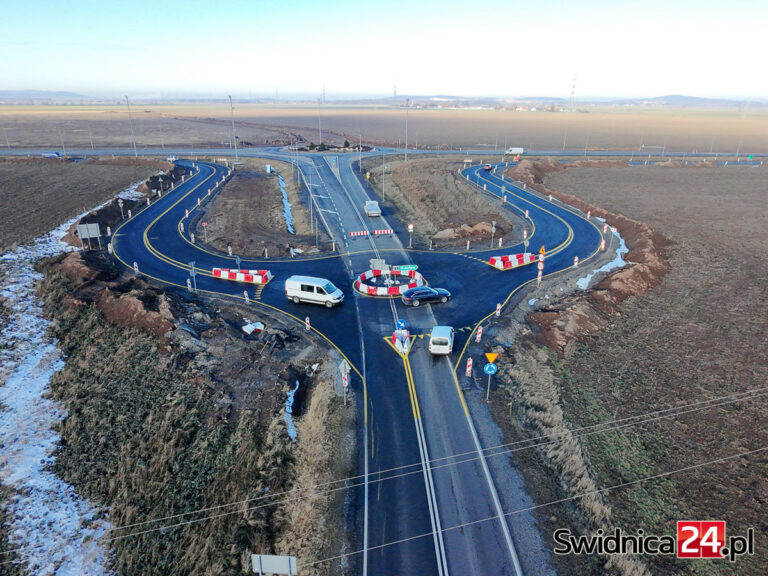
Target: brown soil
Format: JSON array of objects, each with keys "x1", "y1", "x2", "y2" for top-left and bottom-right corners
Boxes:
[
  {"x1": 490, "y1": 161, "x2": 768, "y2": 575},
  {"x1": 0, "y1": 156, "x2": 169, "y2": 252},
  {"x1": 37, "y1": 249, "x2": 355, "y2": 574},
  {"x1": 200, "y1": 158, "x2": 327, "y2": 257},
  {"x1": 360, "y1": 156, "x2": 525, "y2": 249},
  {"x1": 506, "y1": 159, "x2": 670, "y2": 352}
]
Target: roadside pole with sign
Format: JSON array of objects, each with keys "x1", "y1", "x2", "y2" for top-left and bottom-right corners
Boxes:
[
  {"x1": 189, "y1": 261, "x2": 197, "y2": 293},
  {"x1": 484, "y1": 353, "x2": 499, "y2": 401},
  {"x1": 339, "y1": 360, "x2": 351, "y2": 406}
]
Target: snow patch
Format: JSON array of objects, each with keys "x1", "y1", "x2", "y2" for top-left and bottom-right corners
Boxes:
[
  {"x1": 278, "y1": 175, "x2": 295, "y2": 234},
  {"x1": 284, "y1": 380, "x2": 300, "y2": 441},
  {"x1": 528, "y1": 298, "x2": 537, "y2": 306},
  {"x1": 577, "y1": 228, "x2": 628, "y2": 290},
  {"x1": 0, "y1": 186, "x2": 148, "y2": 574}
]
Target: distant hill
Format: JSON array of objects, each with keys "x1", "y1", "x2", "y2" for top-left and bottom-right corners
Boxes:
[
  {"x1": 0, "y1": 90, "x2": 92, "y2": 102},
  {"x1": 607, "y1": 94, "x2": 765, "y2": 108}
]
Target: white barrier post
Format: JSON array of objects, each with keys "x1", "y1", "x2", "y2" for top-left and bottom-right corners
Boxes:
[
  {"x1": 476, "y1": 326, "x2": 483, "y2": 343},
  {"x1": 305, "y1": 316, "x2": 311, "y2": 332},
  {"x1": 244, "y1": 290, "x2": 249, "y2": 304},
  {"x1": 466, "y1": 240, "x2": 470, "y2": 250},
  {"x1": 574, "y1": 256, "x2": 579, "y2": 267},
  {"x1": 498, "y1": 237, "x2": 502, "y2": 248},
  {"x1": 197, "y1": 198, "x2": 201, "y2": 206},
  {"x1": 466, "y1": 357, "x2": 473, "y2": 377},
  {"x1": 187, "y1": 278, "x2": 192, "y2": 291},
  {"x1": 228, "y1": 245, "x2": 232, "y2": 256},
  {"x1": 180, "y1": 223, "x2": 184, "y2": 233},
  {"x1": 127, "y1": 209, "x2": 132, "y2": 218},
  {"x1": 525, "y1": 209, "x2": 529, "y2": 218},
  {"x1": 523, "y1": 229, "x2": 528, "y2": 240},
  {"x1": 106, "y1": 226, "x2": 111, "y2": 236},
  {"x1": 191, "y1": 233, "x2": 195, "y2": 243},
  {"x1": 185, "y1": 209, "x2": 189, "y2": 218},
  {"x1": 601, "y1": 239, "x2": 606, "y2": 250},
  {"x1": 603, "y1": 223, "x2": 608, "y2": 234},
  {"x1": 107, "y1": 243, "x2": 112, "y2": 255},
  {"x1": 549, "y1": 194, "x2": 552, "y2": 201},
  {"x1": 133, "y1": 261, "x2": 139, "y2": 275},
  {"x1": 496, "y1": 303, "x2": 501, "y2": 317},
  {"x1": 537, "y1": 270, "x2": 542, "y2": 284},
  {"x1": 147, "y1": 197, "x2": 150, "y2": 206},
  {"x1": 587, "y1": 210, "x2": 591, "y2": 219}
]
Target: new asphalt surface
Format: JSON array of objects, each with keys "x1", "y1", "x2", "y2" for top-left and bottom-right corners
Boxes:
[{"x1": 109, "y1": 151, "x2": 606, "y2": 575}]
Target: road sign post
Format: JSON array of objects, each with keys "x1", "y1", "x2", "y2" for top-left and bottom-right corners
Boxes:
[
  {"x1": 483, "y1": 362, "x2": 498, "y2": 401},
  {"x1": 490, "y1": 221, "x2": 496, "y2": 248}
]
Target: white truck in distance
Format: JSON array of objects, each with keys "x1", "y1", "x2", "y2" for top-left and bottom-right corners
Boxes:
[
  {"x1": 364, "y1": 201, "x2": 381, "y2": 217},
  {"x1": 504, "y1": 147, "x2": 524, "y2": 155}
]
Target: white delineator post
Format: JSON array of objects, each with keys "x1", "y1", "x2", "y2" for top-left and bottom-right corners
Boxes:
[
  {"x1": 305, "y1": 316, "x2": 310, "y2": 332},
  {"x1": 244, "y1": 290, "x2": 249, "y2": 304},
  {"x1": 476, "y1": 326, "x2": 483, "y2": 343},
  {"x1": 465, "y1": 358, "x2": 473, "y2": 377},
  {"x1": 601, "y1": 239, "x2": 606, "y2": 250},
  {"x1": 180, "y1": 223, "x2": 184, "y2": 233},
  {"x1": 187, "y1": 278, "x2": 192, "y2": 291},
  {"x1": 574, "y1": 256, "x2": 579, "y2": 267},
  {"x1": 587, "y1": 210, "x2": 591, "y2": 219},
  {"x1": 496, "y1": 303, "x2": 501, "y2": 317},
  {"x1": 133, "y1": 261, "x2": 139, "y2": 275}
]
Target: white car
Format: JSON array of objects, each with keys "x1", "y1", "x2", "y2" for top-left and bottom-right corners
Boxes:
[
  {"x1": 285, "y1": 275, "x2": 344, "y2": 308},
  {"x1": 428, "y1": 326, "x2": 455, "y2": 355},
  {"x1": 364, "y1": 201, "x2": 381, "y2": 217}
]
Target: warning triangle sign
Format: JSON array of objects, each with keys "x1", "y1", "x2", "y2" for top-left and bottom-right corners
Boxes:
[
  {"x1": 485, "y1": 353, "x2": 498, "y2": 364},
  {"x1": 539, "y1": 245, "x2": 546, "y2": 255}
]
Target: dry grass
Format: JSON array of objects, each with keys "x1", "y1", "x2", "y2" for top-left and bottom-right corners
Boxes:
[
  {"x1": 504, "y1": 164, "x2": 768, "y2": 575},
  {"x1": 2, "y1": 104, "x2": 766, "y2": 151},
  {"x1": 0, "y1": 157, "x2": 167, "y2": 252},
  {"x1": 360, "y1": 155, "x2": 523, "y2": 248}
]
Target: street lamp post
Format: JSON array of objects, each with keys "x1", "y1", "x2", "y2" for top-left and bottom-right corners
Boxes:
[
  {"x1": 125, "y1": 95, "x2": 138, "y2": 157},
  {"x1": 404, "y1": 98, "x2": 409, "y2": 161},
  {"x1": 408, "y1": 223, "x2": 414, "y2": 249},
  {"x1": 228, "y1": 95, "x2": 239, "y2": 162}
]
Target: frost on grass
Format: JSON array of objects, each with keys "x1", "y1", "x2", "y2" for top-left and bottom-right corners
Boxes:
[{"x1": 0, "y1": 187, "x2": 145, "y2": 574}]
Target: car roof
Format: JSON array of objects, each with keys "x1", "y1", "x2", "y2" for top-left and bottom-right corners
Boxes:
[
  {"x1": 430, "y1": 325, "x2": 454, "y2": 338},
  {"x1": 286, "y1": 275, "x2": 332, "y2": 284}
]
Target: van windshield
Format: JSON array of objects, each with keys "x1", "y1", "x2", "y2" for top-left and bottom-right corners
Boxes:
[
  {"x1": 432, "y1": 338, "x2": 449, "y2": 346},
  {"x1": 322, "y1": 281, "x2": 337, "y2": 294}
]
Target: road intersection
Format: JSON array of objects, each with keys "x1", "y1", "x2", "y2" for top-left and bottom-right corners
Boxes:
[{"x1": 110, "y1": 150, "x2": 606, "y2": 575}]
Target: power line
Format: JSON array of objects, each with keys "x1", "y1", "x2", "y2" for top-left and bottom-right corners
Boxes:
[
  {"x1": 1, "y1": 385, "x2": 765, "y2": 563},
  {"x1": 302, "y1": 445, "x2": 768, "y2": 568}
]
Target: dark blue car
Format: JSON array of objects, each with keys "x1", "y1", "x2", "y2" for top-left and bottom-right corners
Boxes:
[{"x1": 401, "y1": 286, "x2": 451, "y2": 306}]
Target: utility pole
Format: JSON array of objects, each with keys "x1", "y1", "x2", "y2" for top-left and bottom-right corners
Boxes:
[
  {"x1": 381, "y1": 149, "x2": 386, "y2": 203},
  {"x1": 125, "y1": 95, "x2": 138, "y2": 157},
  {"x1": 404, "y1": 98, "x2": 409, "y2": 161},
  {"x1": 229, "y1": 95, "x2": 239, "y2": 162},
  {"x1": 359, "y1": 134, "x2": 362, "y2": 171}
]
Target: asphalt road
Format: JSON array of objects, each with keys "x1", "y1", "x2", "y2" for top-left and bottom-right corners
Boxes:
[{"x1": 107, "y1": 151, "x2": 606, "y2": 575}]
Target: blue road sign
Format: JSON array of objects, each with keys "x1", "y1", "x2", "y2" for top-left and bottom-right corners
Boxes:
[
  {"x1": 483, "y1": 363, "x2": 498, "y2": 375},
  {"x1": 396, "y1": 319, "x2": 407, "y2": 330}
]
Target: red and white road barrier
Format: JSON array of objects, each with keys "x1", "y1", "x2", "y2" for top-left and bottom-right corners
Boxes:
[
  {"x1": 476, "y1": 326, "x2": 483, "y2": 343},
  {"x1": 489, "y1": 253, "x2": 536, "y2": 270},
  {"x1": 305, "y1": 316, "x2": 310, "y2": 331},
  {"x1": 587, "y1": 210, "x2": 591, "y2": 219},
  {"x1": 496, "y1": 303, "x2": 501, "y2": 317},
  {"x1": 603, "y1": 223, "x2": 608, "y2": 233},
  {"x1": 574, "y1": 256, "x2": 579, "y2": 267},
  {"x1": 212, "y1": 268, "x2": 273, "y2": 285},
  {"x1": 349, "y1": 230, "x2": 369, "y2": 238},
  {"x1": 525, "y1": 209, "x2": 529, "y2": 219},
  {"x1": 600, "y1": 239, "x2": 606, "y2": 250},
  {"x1": 537, "y1": 270, "x2": 543, "y2": 283},
  {"x1": 372, "y1": 229, "x2": 393, "y2": 235},
  {"x1": 354, "y1": 268, "x2": 425, "y2": 296},
  {"x1": 466, "y1": 357, "x2": 473, "y2": 377}
]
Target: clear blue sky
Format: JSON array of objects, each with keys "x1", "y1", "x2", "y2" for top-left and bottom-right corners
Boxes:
[{"x1": 3, "y1": 0, "x2": 766, "y2": 99}]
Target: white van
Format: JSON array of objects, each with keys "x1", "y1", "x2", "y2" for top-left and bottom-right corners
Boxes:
[
  {"x1": 428, "y1": 326, "x2": 455, "y2": 355},
  {"x1": 285, "y1": 275, "x2": 344, "y2": 308},
  {"x1": 364, "y1": 200, "x2": 381, "y2": 217}
]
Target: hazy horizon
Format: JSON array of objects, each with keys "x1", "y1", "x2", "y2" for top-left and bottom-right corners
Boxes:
[{"x1": 3, "y1": 0, "x2": 766, "y2": 99}]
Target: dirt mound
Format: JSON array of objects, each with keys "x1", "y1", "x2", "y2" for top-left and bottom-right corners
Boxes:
[
  {"x1": 507, "y1": 159, "x2": 670, "y2": 354},
  {"x1": 49, "y1": 252, "x2": 173, "y2": 342}
]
